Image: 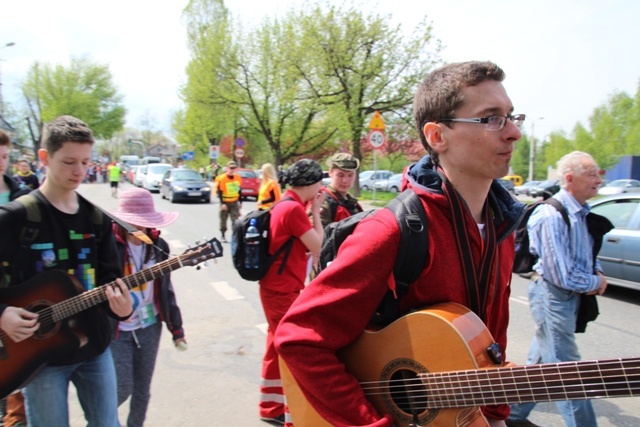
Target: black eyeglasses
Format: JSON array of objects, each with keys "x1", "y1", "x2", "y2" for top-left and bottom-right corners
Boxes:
[{"x1": 439, "y1": 114, "x2": 526, "y2": 131}]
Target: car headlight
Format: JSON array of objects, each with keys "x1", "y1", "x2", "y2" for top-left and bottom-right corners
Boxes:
[
  {"x1": 174, "y1": 186, "x2": 185, "y2": 191},
  {"x1": 202, "y1": 187, "x2": 211, "y2": 192}
]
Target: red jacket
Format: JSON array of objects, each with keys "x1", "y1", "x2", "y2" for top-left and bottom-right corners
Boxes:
[{"x1": 275, "y1": 156, "x2": 524, "y2": 426}]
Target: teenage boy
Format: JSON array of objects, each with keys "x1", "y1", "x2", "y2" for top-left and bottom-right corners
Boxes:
[{"x1": 0, "y1": 115, "x2": 133, "y2": 426}]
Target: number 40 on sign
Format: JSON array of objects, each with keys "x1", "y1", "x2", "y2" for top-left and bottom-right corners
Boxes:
[{"x1": 368, "y1": 129, "x2": 385, "y2": 149}]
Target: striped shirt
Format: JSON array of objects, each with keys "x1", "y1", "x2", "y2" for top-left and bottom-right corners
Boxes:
[{"x1": 529, "y1": 188, "x2": 601, "y2": 293}]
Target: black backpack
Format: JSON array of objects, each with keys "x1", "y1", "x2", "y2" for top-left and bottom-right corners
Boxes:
[
  {"x1": 513, "y1": 198, "x2": 569, "y2": 275},
  {"x1": 318, "y1": 189, "x2": 429, "y2": 325},
  {"x1": 231, "y1": 198, "x2": 295, "y2": 281}
]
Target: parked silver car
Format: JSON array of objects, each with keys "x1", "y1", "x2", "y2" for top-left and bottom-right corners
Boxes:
[
  {"x1": 597, "y1": 179, "x2": 640, "y2": 196},
  {"x1": 374, "y1": 173, "x2": 402, "y2": 192},
  {"x1": 590, "y1": 193, "x2": 640, "y2": 291},
  {"x1": 359, "y1": 170, "x2": 393, "y2": 191},
  {"x1": 142, "y1": 163, "x2": 172, "y2": 192},
  {"x1": 514, "y1": 180, "x2": 540, "y2": 196}
]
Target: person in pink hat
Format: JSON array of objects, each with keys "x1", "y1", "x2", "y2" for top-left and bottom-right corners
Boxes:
[{"x1": 110, "y1": 187, "x2": 187, "y2": 427}]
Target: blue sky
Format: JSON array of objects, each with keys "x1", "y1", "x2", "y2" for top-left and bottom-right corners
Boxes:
[{"x1": 1, "y1": 0, "x2": 638, "y2": 141}]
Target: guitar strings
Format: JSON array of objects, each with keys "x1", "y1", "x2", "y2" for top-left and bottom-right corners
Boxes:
[
  {"x1": 22, "y1": 256, "x2": 190, "y2": 329},
  {"x1": 357, "y1": 358, "x2": 640, "y2": 409}
]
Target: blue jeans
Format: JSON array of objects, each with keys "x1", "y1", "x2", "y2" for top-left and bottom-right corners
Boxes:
[
  {"x1": 508, "y1": 278, "x2": 597, "y2": 427},
  {"x1": 23, "y1": 348, "x2": 119, "y2": 427}
]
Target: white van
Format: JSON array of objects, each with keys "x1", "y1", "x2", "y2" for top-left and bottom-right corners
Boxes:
[
  {"x1": 120, "y1": 155, "x2": 140, "y2": 167},
  {"x1": 140, "y1": 156, "x2": 161, "y2": 166}
]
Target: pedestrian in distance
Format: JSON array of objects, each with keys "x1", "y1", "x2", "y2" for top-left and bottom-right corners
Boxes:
[
  {"x1": 258, "y1": 159, "x2": 325, "y2": 426},
  {"x1": 257, "y1": 163, "x2": 282, "y2": 211},
  {"x1": 315, "y1": 152, "x2": 363, "y2": 228},
  {"x1": 215, "y1": 160, "x2": 242, "y2": 242},
  {"x1": 107, "y1": 161, "x2": 122, "y2": 198},
  {"x1": 0, "y1": 130, "x2": 30, "y2": 205},
  {"x1": 274, "y1": 61, "x2": 526, "y2": 426},
  {"x1": 507, "y1": 151, "x2": 607, "y2": 427},
  {"x1": 13, "y1": 159, "x2": 39, "y2": 191},
  {"x1": 0, "y1": 115, "x2": 133, "y2": 427},
  {"x1": 109, "y1": 187, "x2": 187, "y2": 427}
]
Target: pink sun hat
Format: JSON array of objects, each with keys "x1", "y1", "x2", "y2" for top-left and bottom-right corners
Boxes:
[{"x1": 112, "y1": 188, "x2": 179, "y2": 228}]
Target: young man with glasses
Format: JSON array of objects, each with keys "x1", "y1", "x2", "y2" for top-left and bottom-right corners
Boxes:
[{"x1": 275, "y1": 61, "x2": 525, "y2": 427}]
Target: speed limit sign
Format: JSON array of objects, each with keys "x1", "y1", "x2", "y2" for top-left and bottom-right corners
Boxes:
[{"x1": 368, "y1": 130, "x2": 385, "y2": 149}]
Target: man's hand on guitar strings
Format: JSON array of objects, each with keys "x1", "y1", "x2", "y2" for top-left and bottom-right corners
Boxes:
[
  {"x1": 105, "y1": 278, "x2": 133, "y2": 318},
  {"x1": 0, "y1": 306, "x2": 39, "y2": 342}
]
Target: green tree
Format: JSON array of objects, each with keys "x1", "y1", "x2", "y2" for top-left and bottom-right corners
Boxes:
[
  {"x1": 22, "y1": 56, "x2": 126, "y2": 150},
  {"x1": 295, "y1": 4, "x2": 441, "y2": 193},
  {"x1": 181, "y1": 0, "x2": 341, "y2": 167},
  {"x1": 178, "y1": 1, "x2": 442, "y2": 178}
]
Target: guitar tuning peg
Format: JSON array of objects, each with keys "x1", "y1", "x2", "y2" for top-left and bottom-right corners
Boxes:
[
  {"x1": 203, "y1": 261, "x2": 209, "y2": 267},
  {"x1": 195, "y1": 240, "x2": 201, "y2": 245},
  {"x1": 196, "y1": 265, "x2": 201, "y2": 270}
]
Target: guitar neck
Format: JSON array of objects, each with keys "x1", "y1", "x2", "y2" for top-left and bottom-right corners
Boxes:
[
  {"x1": 422, "y1": 357, "x2": 640, "y2": 408},
  {"x1": 51, "y1": 255, "x2": 188, "y2": 322}
]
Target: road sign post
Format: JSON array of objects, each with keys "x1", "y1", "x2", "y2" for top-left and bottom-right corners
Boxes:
[{"x1": 367, "y1": 111, "x2": 386, "y2": 201}]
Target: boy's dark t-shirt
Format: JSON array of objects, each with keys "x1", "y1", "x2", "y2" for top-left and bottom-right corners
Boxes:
[{"x1": 0, "y1": 190, "x2": 122, "y2": 365}]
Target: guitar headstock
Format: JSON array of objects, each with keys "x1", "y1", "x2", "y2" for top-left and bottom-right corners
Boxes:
[{"x1": 180, "y1": 238, "x2": 223, "y2": 266}]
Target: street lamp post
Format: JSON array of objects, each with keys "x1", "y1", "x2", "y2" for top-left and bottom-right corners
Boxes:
[
  {"x1": 0, "y1": 42, "x2": 16, "y2": 116},
  {"x1": 528, "y1": 117, "x2": 544, "y2": 182},
  {"x1": 128, "y1": 139, "x2": 146, "y2": 157}
]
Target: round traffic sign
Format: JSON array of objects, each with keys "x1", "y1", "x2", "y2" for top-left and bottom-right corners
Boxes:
[
  {"x1": 234, "y1": 148, "x2": 245, "y2": 158},
  {"x1": 235, "y1": 137, "x2": 246, "y2": 148},
  {"x1": 368, "y1": 130, "x2": 385, "y2": 149}
]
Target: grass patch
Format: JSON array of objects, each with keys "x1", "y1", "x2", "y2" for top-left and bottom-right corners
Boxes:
[{"x1": 358, "y1": 190, "x2": 397, "y2": 206}]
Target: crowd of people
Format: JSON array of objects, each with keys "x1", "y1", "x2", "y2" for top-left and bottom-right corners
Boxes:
[{"x1": 0, "y1": 59, "x2": 612, "y2": 427}]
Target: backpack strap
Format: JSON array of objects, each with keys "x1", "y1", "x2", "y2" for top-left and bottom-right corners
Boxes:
[
  {"x1": 268, "y1": 196, "x2": 296, "y2": 275},
  {"x1": 371, "y1": 189, "x2": 428, "y2": 324},
  {"x1": 387, "y1": 189, "x2": 429, "y2": 295},
  {"x1": 15, "y1": 193, "x2": 42, "y2": 249},
  {"x1": 544, "y1": 197, "x2": 570, "y2": 230}
]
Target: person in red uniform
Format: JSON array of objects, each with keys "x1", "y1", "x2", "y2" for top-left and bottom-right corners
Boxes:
[
  {"x1": 274, "y1": 61, "x2": 526, "y2": 427},
  {"x1": 258, "y1": 159, "x2": 324, "y2": 426}
]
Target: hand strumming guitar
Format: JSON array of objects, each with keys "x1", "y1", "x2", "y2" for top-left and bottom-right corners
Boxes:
[{"x1": 0, "y1": 307, "x2": 39, "y2": 343}]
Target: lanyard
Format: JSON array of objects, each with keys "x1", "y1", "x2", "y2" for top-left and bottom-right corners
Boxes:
[{"x1": 442, "y1": 178, "x2": 498, "y2": 322}]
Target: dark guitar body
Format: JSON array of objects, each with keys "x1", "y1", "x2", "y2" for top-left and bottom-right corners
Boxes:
[{"x1": 0, "y1": 270, "x2": 90, "y2": 398}]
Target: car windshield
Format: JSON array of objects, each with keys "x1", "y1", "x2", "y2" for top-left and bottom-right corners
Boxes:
[
  {"x1": 360, "y1": 171, "x2": 373, "y2": 180},
  {"x1": 173, "y1": 170, "x2": 201, "y2": 180},
  {"x1": 539, "y1": 179, "x2": 556, "y2": 186},
  {"x1": 148, "y1": 165, "x2": 171, "y2": 174}
]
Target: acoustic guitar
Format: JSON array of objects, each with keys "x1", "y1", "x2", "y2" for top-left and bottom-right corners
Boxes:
[
  {"x1": 280, "y1": 302, "x2": 640, "y2": 426},
  {"x1": 0, "y1": 237, "x2": 222, "y2": 399}
]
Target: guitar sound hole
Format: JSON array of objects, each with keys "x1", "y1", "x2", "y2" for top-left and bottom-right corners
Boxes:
[
  {"x1": 28, "y1": 302, "x2": 58, "y2": 338},
  {"x1": 381, "y1": 358, "x2": 436, "y2": 425},
  {"x1": 390, "y1": 369, "x2": 428, "y2": 413}
]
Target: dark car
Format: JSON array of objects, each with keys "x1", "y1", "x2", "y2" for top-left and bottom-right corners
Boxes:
[
  {"x1": 160, "y1": 168, "x2": 211, "y2": 203},
  {"x1": 590, "y1": 193, "x2": 640, "y2": 291},
  {"x1": 236, "y1": 168, "x2": 260, "y2": 201},
  {"x1": 514, "y1": 180, "x2": 540, "y2": 196},
  {"x1": 529, "y1": 179, "x2": 561, "y2": 199}
]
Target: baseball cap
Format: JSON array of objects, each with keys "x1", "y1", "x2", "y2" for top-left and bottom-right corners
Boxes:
[
  {"x1": 227, "y1": 160, "x2": 237, "y2": 168},
  {"x1": 326, "y1": 153, "x2": 360, "y2": 171}
]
